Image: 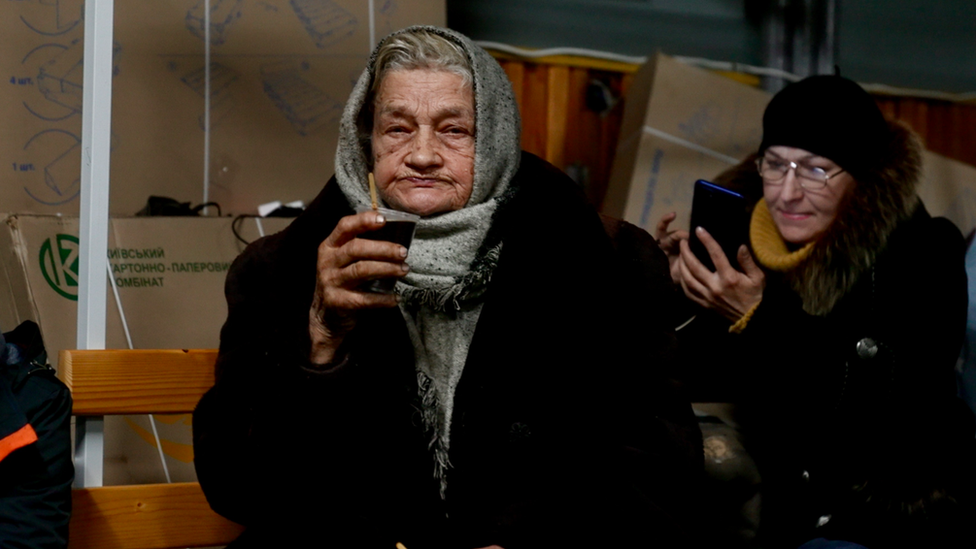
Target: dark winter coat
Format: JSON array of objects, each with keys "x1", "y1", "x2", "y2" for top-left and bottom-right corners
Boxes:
[
  {"x1": 740, "y1": 203, "x2": 972, "y2": 548},
  {"x1": 193, "y1": 152, "x2": 703, "y2": 549}
]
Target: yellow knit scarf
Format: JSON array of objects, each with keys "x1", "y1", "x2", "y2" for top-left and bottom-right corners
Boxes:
[
  {"x1": 750, "y1": 200, "x2": 816, "y2": 271},
  {"x1": 729, "y1": 200, "x2": 815, "y2": 334}
]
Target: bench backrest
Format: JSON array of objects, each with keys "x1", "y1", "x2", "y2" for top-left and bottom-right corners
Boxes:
[
  {"x1": 59, "y1": 349, "x2": 243, "y2": 549},
  {"x1": 60, "y1": 349, "x2": 218, "y2": 415}
]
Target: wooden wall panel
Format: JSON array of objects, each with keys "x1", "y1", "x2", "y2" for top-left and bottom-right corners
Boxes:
[
  {"x1": 493, "y1": 59, "x2": 634, "y2": 208},
  {"x1": 596, "y1": 72, "x2": 630, "y2": 207},
  {"x1": 499, "y1": 61, "x2": 524, "y2": 114},
  {"x1": 564, "y1": 67, "x2": 602, "y2": 203},
  {"x1": 946, "y1": 103, "x2": 965, "y2": 160},
  {"x1": 967, "y1": 106, "x2": 976, "y2": 166},
  {"x1": 563, "y1": 67, "x2": 591, "y2": 168},
  {"x1": 520, "y1": 64, "x2": 550, "y2": 159},
  {"x1": 926, "y1": 103, "x2": 948, "y2": 154},
  {"x1": 876, "y1": 97, "x2": 976, "y2": 167},
  {"x1": 545, "y1": 66, "x2": 570, "y2": 168},
  {"x1": 491, "y1": 54, "x2": 976, "y2": 210}
]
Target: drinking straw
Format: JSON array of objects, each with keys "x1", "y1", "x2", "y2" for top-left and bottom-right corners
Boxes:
[{"x1": 368, "y1": 172, "x2": 378, "y2": 210}]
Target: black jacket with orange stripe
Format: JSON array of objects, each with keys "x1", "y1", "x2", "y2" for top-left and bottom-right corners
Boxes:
[{"x1": 0, "y1": 321, "x2": 73, "y2": 548}]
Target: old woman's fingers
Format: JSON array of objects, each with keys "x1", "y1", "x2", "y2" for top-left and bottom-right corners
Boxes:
[
  {"x1": 320, "y1": 283, "x2": 399, "y2": 310},
  {"x1": 311, "y1": 210, "x2": 408, "y2": 321},
  {"x1": 316, "y1": 211, "x2": 408, "y2": 288},
  {"x1": 333, "y1": 258, "x2": 409, "y2": 290},
  {"x1": 316, "y1": 212, "x2": 386, "y2": 274},
  {"x1": 322, "y1": 211, "x2": 387, "y2": 250},
  {"x1": 330, "y1": 237, "x2": 407, "y2": 270}
]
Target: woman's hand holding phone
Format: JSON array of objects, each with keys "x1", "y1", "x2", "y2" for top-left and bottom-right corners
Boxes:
[{"x1": 677, "y1": 226, "x2": 765, "y2": 322}]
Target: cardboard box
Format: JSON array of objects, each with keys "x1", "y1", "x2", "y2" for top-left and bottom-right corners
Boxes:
[
  {"x1": 604, "y1": 53, "x2": 771, "y2": 233},
  {"x1": 0, "y1": 214, "x2": 291, "y2": 484},
  {"x1": 919, "y1": 150, "x2": 976, "y2": 237},
  {"x1": 0, "y1": 0, "x2": 445, "y2": 216}
]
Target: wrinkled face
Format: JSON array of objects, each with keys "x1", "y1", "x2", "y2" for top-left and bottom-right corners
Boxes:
[
  {"x1": 371, "y1": 69, "x2": 475, "y2": 217},
  {"x1": 762, "y1": 146, "x2": 856, "y2": 245}
]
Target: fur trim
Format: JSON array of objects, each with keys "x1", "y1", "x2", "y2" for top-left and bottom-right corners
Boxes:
[{"x1": 787, "y1": 120, "x2": 922, "y2": 315}]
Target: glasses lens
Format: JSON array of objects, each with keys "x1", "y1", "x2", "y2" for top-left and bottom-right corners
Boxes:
[
  {"x1": 796, "y1": 165, "x2": 829, "y2": 189},
  {"x1": 760, "y1": 158, "x2": 789, "y2": 181}
]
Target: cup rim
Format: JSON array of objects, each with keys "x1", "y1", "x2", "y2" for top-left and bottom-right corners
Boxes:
[{"x1": 355, "y1": 205, "x2": 420, "y2": 222}]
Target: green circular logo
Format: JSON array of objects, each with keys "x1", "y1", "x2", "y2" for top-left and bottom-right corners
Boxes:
[{"x1": 39, "y1": 234, "x2": 80, "y2": 301}]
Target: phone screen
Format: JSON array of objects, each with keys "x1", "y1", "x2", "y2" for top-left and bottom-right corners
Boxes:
[{"x1": 688, "y1": 180, "x2": 751, "y2": 271}]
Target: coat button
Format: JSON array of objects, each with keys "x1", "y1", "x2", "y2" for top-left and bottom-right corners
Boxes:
[
  {"x1": 509, "y1": 422, "x2": 531, "y2": 442},
  {"x1": 856, "y1": 338, "x2": 878, "y2": 359}
]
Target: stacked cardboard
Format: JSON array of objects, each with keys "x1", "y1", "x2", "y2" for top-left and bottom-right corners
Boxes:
[
  {"x1": 920, "y1": 150, "x2": 976, "y2": 238},
  {"x1": 0, "y1": 0, "x2": 445, "y2": 485},
  {"x1": 0, "y1": 215, "x2": 291, "y2": 483},
  {"x1": 604, "y1": 53, "x2": 771, "y2": 234},
  {"x1": 0, "y1": 0, "x2": 445, "y2": 216}
]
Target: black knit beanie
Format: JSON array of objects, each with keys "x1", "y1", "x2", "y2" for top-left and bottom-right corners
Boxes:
[{"x1": 759, "y1": 75, "x2": 890, "y2": 180}]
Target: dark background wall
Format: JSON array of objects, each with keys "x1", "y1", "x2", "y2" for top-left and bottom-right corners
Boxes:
[
  {"x1": 838, "y1": 0, "x2": 976, "y2": 93},
  {"x1": 448, "y1": 0, "x2": 976, "y2": 94}
]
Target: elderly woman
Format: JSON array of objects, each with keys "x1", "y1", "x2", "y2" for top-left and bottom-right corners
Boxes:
[
  {"x1": 193, "y1": 26, "x2": 701, "y2": 548},
  {"x1": 661, "y1": 75, "x2": 974, "y2": 547}
]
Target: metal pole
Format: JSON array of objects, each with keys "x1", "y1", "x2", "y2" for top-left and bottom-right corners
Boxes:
[
  {"x1": 816, "y1": 0, "x2": 838, "y2": 76},
  {"x1": 791, "y1": 0, "x2": 813, "y2": 78},
  {"x1": 75, "y1": 0, "x2": 115, "y2": 488},
  {"x1": 762, "y1": 0, "x2": 838, "y2": 92},
  {"x1": 762, "y1": 0, "x2": 789, "y2": 93},
  {"x1": 203, "y1": 0, "x2": 212, "y2": 214}
]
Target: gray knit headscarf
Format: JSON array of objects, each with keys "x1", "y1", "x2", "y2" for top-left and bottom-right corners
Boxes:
[{"x1": 334, "y1": 26, "x2": 521, "y2": 498}]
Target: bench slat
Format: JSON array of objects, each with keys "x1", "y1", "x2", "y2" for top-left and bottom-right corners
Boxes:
[
  {"x1": 58, "y1": 349, "x2": 218, "y2": 415},
  {"x1": 70, "y1": 482, "x2": 243, "y2": 549}
]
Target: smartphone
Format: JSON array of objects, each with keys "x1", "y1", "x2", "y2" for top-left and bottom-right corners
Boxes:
[{"x1": 688, "y1": 180, "x2": 750, "y2": 272}]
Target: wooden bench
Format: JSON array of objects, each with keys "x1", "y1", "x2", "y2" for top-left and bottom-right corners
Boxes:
[{"x1": 58, "y1": 349, "x2": 244, "y2": 549}]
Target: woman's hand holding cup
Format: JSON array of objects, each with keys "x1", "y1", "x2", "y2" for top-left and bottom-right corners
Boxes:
[{"x1": 308, "y1": 210, "x2": 411, "y2": 364}]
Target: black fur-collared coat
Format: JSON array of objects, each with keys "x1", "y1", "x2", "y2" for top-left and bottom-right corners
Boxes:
[
  {"x1": 680, "y1": 122, "x2": 974, "y2": 548},
  {"x1": 193, "y1": 153, "x2": 703, "y2": 549}
]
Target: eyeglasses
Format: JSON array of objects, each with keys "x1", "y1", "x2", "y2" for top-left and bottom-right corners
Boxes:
[{"x1": 755, "y1": 156, "x2": 846, "y2": 190}]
